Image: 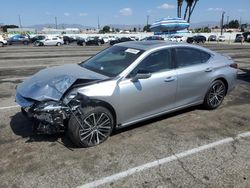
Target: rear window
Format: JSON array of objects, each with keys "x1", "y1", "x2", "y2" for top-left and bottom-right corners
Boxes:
[{"x1": 175, "y1": 48, "x2": 211, "y2": 68}]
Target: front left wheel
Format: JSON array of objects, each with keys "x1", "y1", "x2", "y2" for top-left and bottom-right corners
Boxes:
[{"x1": 67, "y1": 106, "x2": 114, "y2": 147}]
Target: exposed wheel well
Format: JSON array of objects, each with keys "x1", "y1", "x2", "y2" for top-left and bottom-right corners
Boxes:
[
  {"x1": 215, "y1": 77, "x2": 228, "y2": 95},
  {"x1": 88, "y1": 99, "x2": 117, "y2": 126}
]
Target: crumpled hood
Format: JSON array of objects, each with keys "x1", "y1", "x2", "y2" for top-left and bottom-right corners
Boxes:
[{"x1": 16, "y1": 64, "x2": 108, "y2": 102}]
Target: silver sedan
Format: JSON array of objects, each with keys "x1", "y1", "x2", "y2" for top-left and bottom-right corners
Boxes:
[{"x1": 15, "y1": 41, "x2": 237, "y2": 147}]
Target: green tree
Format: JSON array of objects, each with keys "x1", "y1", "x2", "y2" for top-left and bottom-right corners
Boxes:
[
  {"x1": 143, "y1": 24, "x2": 151, "y2": 32},
  {"x1": 1, "y1": 25, "x2": 19, "y2": 32},
  {"x1": 102, "y1": 25, "x2": 110, "y2": 33},
  {"x1": 177, "y1": 0, "x2": 184, "y2": 18},
  {"x1": 228, "y1": 20, "x2": 240, "y2": 28},
  {"x1": 183, "y1": 0, "x2": 199, "y2": 23}
]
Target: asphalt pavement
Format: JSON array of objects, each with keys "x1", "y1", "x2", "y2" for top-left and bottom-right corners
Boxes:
[{"x1": 0, "y1": 43, "x2": 249, "y2": 188}]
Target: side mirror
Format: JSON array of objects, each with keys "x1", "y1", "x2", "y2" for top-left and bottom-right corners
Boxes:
[{"x1": 131, "y1": 69, "x2": 151, "y2": 82}]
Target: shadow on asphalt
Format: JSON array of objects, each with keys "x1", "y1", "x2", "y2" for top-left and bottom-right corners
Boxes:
[
  {"x1": 9, "y1": 112, "x2": 75, "y2": 149},
  {"x1": 10, "y1": 106, "x2": 199, "y2": 149},
  {"x1": 238, "y1": 68, "x2": 250, "y2": 83}
]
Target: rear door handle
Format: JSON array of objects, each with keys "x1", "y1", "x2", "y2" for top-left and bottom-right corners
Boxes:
[
  {"x1": 164, "y1": 76, "x2": 176, "y2": 82},
  {"x1": 205, "y1": 68, "x2": 213, "y2": 72}
]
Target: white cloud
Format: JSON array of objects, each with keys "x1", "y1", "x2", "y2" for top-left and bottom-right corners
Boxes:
[
  {"x1": 119, "y1": 8, "x2": 133, "y2": 16},
  {"x1": 157, "y1": 3, "x2": 175, "y2": 9},
  {"x1": 207, "y1": 8, "x2": 223, "y2": 12},
  {"x1": 79, "y1": 12, "x2": 88, "y2": 16},
  {"x1": 64, "y1": 12, "x2": 70, "y2": 16}
]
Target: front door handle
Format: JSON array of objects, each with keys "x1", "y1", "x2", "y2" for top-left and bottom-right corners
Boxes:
[
  {"x1": 164, "y1": 76, "x2": 176, "y2": 82},
  {"x1": 205, "y1": 68, "x2": 213, "y2": 72}
]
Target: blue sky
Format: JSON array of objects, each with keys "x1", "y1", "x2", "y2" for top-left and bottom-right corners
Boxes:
[{"x1": 0, "y1": 0, "x2": 249, "y2": 27}]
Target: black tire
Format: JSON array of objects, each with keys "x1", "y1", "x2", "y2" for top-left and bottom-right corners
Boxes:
[
  {"x1": 34, "y1": 41, "x2": 39, "y2": 46},
  {"x1": 23, "y1": 41, "x2": 28, "y2": 45},
  {"x1": 65, "y1": 41, "x2": 69, "y2": 45},
  {"x1": 67, "y1": 106, "x2": 114, "y2": 147},
  {"x1": 56, "y1": 42, "x2": 62, "y2": 46},
  {"x1": 0, "y1": 42, "x2": 3, "y2": 47},
  {"x1": 97, "y1": 41, "x2": 101, "y2": 46},
  {"x1": 203, "y1": 80, "x2": 226, "y2": 109}
]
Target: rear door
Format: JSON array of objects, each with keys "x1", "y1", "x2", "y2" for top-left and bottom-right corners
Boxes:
[{"x1": 174, "y1": 47, "x2": 212, "y2": 107}]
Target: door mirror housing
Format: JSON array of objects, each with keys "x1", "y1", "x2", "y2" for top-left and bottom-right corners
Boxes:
[{"x1": 131, "y1": 69, "x2": 152, "y2": 82}]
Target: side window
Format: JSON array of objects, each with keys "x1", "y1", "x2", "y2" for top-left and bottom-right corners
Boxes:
[
  {"x1": 132, "y1": 49, "x2": 172, "y2": 75},
  {"x1": 175, "y1": 48, "x2": 210, "y2": 68},
  {"x1": 52, "y1": 38, "x2": 57, "y2": 40},
  {"x1": 201, "y1": 51, "x2": 211, "y2": 63}
]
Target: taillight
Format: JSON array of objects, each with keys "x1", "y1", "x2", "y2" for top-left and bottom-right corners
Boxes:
[{"x1": 230, "y1": 63, "x2": 238, "y2": 69}]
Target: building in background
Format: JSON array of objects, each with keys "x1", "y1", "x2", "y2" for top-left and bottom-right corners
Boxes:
[
  {"x1": 41, "y1": 28, "x2": 80, "y2": 34},
  {"x1": 7, "y1": 28, "x2": 37, "y2": 34}
]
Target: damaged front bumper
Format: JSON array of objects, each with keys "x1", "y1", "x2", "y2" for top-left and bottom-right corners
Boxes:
[
  {"x1": 16, "y1": 93, "x2": 74, "y2": 134},
  {"x1": 16, "y1": 91, "x2": 87, "y2": 134},
  {"x1": 21, "y1": 100, "x2": 71, "y2": 134}
]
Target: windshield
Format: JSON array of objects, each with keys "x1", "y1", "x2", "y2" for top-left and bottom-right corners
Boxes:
[{"x1": 80, "y1": 46, "x2": 144, "y2": 77}]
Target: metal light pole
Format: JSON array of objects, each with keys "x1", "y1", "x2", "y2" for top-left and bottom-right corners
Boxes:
[
  {"x1": 18, "y1": 15, "x2": 22, "y2": 28},
  {"x1": 55, "y1": 16, "x2": 58, "y2": 29},
  {"x1": 146, "y1": 15, "x2": 149, "y2": 32},
  {"x1": 220, "y1": 11, "x2": 225, "y2": 35},
  {"x1": 98, "y1": 16, "x2": 100, "y2": 30}
]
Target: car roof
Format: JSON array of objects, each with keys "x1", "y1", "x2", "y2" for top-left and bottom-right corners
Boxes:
[
  {"x1": 115, "y1": 41, "x2": 188, "y2": 51},
  {"x1": 115, "y1": 41, "x2": 215, "y2": 55}
]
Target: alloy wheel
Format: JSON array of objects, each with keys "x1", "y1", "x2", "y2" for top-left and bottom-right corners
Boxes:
[
  {"x1": 79, "y1": 112, "x2": 112, "y2": 145},
  {"x1": 207, "y1": 82, "x2": 225, "y2": 108}
]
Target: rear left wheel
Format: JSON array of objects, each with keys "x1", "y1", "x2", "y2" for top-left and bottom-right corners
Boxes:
[
  {"x1": 203, "y1": 80, "x2": 226, "y2": 109},
  {"x1": 67, "y1": 106, "x2": 114, "y2": 147}
]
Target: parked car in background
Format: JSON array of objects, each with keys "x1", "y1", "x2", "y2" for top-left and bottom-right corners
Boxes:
[
  {"x1": 234, "y1": 34, "x2": 244, "y2": 43},
  {"x1": 0, "y1": 35, "x2": 8, "y2": 47},
  {"x1": 16, "y1": 41, "x2": 237, "y2": 147},
  {"x1": 130, "y1": 36, "x2": 139, "y2": 41},
  {"x1": 63, "y1": 36, "x2": 75, "y2": 45},
  {"x1": 141, "y1": 36, "x2": 164, "y2": 41},
  {"x1": 110, "y1": 37, "x2": 133, "y2": 45},
  {"x1": 77, "y1": 38, "x2": 86, "y2": 46},
  {"x1": 102, "y1": 37, "x2": 110, "y2": 43},
  {"x1": 7, "y1": 34, "x2": 30, "y2": 45},
  {"x1": 243, "y1": 32, "x2": 250, "y2": 42},
  {"x1": 172, "y1": 36, "x2": 187, "y2": 42},
  {"x1": 187, "y1": 35, "x2": 206, "y2": 43},
  {"x1": 85, "y1": 37, "x2": 104, "y2": 46},
  {"x1": 218, "y1": 36, "x2": 226, "y2": 42},
  {"x1": 193, "y1": 35, "x2": 206, "y2": 43},
  {"x1": 31, "y1": 35, "x2": 46, "y2": 43},
  {"x1": 208, "y1": 35, "x2": 217, "y2": 41},
  {"x1": 34, "y1": 37, "x2": 64, "y2": 46}
]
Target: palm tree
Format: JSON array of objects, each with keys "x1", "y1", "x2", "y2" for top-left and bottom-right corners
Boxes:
[
  {"x1": 177, "y1": 0, "x2": 184, "y2": 18},
  {"x1": 183, "y1": 0, "x2": 199, "y2": 23}
]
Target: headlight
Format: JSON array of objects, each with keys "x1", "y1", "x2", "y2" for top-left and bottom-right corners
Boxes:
[{"x1": 34, "y1": 101, "x2": 67, "y2": 112}]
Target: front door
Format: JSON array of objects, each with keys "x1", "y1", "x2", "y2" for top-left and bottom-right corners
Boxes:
[{"x1": 118, "y1": 48, "x2": 177, "y2": 125}]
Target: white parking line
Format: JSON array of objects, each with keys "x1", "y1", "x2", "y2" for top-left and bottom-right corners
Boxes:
[
  {"x1": 0, "y1": 105, "x2": 19, "y2": 110},
  {"x1": 77, "y1": 131, "x2": 250, "y2": 188}
]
